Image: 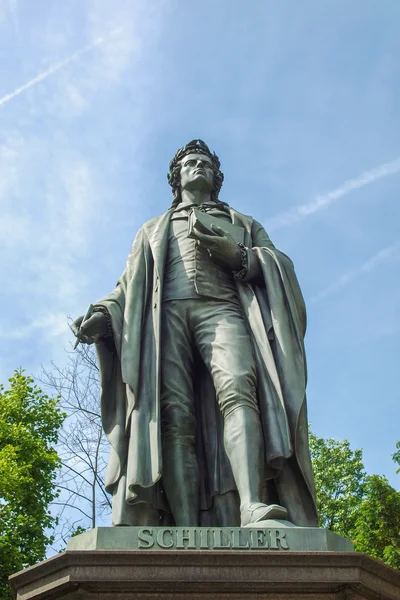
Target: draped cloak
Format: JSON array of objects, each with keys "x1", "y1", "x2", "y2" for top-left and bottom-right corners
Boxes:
[{"x1": 95, "y1": 206, "x2": 318, "y2": 527}]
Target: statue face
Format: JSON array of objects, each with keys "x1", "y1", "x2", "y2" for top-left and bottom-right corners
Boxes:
[{"x1": 179, "y1": 152, "x2": 214, "y2": 193}]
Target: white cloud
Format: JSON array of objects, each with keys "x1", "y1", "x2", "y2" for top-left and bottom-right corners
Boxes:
[
  {"x1": 267, "y1": 156, "x2": 400, "y2": 231},
  {"x1": 0, "y1": 134, "x2": 32, "y2": 251},
  {"x1": 309, "y1": 241, "x2": 400, "y2": 303},
  {"x1": 76, "y1": 0, "x2": 167, "y2": 98},
  {"x1": 0, "y1": 27, "x2": 123, "y2": 108},
  {"x1": 0, "y1": 132, "x2": 24, "y2": 200},
  {"x1": 59, "y1": 81, "x2": 89, "y2": 116},
  {"x1": 51, "y1": 158, "x2": 97, "y2": 252},
  {"x1": 7, "y1": 0, "x2": 21, "y2": 37},
  {"x1": 0, "y1": 312, "x2": 68, "y2": 341},
  {"x1": 32, "y1": 155, "x2": 98, "y2": 305},
  {"x1": 0, "y1": 0, "x2": 18, "y2": 28},
  {"x1": 0, "y1": 0, "x2": 168, "y2": 362},
  {"x1": 0, "y1": 149, "x2": 97, "y2": 345}
]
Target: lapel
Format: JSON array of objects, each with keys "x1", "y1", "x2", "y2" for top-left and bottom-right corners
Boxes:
[{"x1": 143, "y1": 210, "x2": 173, "y2": 279}]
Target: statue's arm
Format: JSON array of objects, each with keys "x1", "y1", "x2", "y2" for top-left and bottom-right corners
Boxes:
[
  {"x1": 92, "y1": 228, "x2": 147, "y2": 349},
  {"x1": 70, "y1": 228, "x2": 143, "y2": 347},
  {"x1": 247, "y1": 219, "x2": 306, "y2": 330},
  {"x1": 234, "y1": 219, "x2": 276, "y2": 284},
  {"x1": 70, "y1": 282, "x2": 125, "y2": 346},
  {"x1": 92, "y1": 282, "x2": 126, "y2": 342},
  {"x1": 69, "y1": 310, "x2": 108, "y2": 345}
]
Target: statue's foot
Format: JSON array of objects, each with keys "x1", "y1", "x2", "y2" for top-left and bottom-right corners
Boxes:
[{"x1": 240, "y1": 502, "x2": 288, "y2": 527}]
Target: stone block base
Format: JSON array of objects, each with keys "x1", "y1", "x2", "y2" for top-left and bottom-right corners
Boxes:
[
  {"x1": 66, "y1": 525, "x2": 354, "y2": 552},
  {"x1": 10, "y1": 549, "x2": 400, "y2": 600}
]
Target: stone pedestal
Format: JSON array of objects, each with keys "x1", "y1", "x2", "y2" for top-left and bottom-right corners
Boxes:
[
  {"x1": 10, "y1": 528, "x2": 400, "y2": 600},
  {"x1": 66, "y1": 524, "x2": 354, "y2": 552}
]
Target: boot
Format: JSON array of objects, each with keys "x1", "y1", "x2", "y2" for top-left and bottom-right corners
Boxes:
[
  {"x1": 223, "y1": 406, "x2": 287, "y2": 526},
  {"x1": 162, "y1": 443, "x2": 200, "y2": 526}
]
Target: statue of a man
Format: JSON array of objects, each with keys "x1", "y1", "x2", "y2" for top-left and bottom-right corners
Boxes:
[{"x1": 71, "y1": 139, "x2": 318, "y2": 528}]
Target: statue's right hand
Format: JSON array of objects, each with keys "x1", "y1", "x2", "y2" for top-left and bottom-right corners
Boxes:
[{"x1": 69, "y1": 312, "x2": 108, "y2": 345}]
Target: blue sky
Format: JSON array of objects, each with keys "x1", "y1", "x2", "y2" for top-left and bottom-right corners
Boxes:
[{"x1": 0, "y1": 0, "x2": 399, "y2": 487}]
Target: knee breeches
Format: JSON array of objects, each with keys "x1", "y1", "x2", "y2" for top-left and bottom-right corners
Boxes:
[{"x1": 160, "y1": 299, "x2": 258, "y2": 448}]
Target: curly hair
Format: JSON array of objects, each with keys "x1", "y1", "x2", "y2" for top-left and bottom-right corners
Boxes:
[{"x1": 167, "y1": 139, "x2": 224, "y2": 208}]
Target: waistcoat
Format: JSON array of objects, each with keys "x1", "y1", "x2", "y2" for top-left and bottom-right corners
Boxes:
[{"x1": 162, "y1": 205, "x2": 239, "y2": 304}]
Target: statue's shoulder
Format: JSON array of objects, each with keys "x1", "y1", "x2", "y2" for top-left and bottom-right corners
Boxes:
[
  {"x1": 139, "y1": 210, "x2": 172, "y2": 243},
  {"x1": 230, "y1": 207, "x2": 254, "y2": 225},
  {"x1": 143, "y1": 212, "x2": 167, "y2": 228},
  {"x1": 232, "y1": 208, "x2": 252, "y2": 219},
  {"x1": 133, "y1": 211, "x2": 167, "y2": 233},
  {"x1": 128, "y1": 212, "x2": 169, "y2": 250}
]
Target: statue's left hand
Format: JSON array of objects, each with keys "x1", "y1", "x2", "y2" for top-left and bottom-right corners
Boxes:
[{"x1": 195, "y1": 224, "x2": 242, "y2": 271}]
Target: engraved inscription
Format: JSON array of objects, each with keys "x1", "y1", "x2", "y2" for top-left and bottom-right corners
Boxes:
[{"x1": 136, "y1": 527, "x2": 289, "y2": 550}]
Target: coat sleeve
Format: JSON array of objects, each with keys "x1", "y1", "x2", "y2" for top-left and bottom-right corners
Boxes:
[
  {"x1": 239, "y1": 219, "x2": 280, "y2": 285},
  {"x1": 93, "y1": 227, "x2": 146, "y2": 358},
  {"x1": 251, "y1": 219, "x2": 306, "y2": 335}
]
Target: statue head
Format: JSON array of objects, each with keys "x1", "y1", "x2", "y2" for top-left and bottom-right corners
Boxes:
[{"x1": 168, "y1": 139, "x2": 224, "y2": 207}]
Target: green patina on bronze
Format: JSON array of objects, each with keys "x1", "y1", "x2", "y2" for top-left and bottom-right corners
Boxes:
[{"x1": 71, "y1": 140, "x2": 318, "y2": 529}]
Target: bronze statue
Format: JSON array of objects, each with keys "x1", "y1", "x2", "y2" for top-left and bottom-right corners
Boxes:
[{"x1": 71, "y1": 140, "x2": 318, "y2": 528}]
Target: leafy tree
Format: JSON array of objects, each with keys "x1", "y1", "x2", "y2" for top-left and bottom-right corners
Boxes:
[
  {"x1": 310, "y1": 430, "x2": 400, "y2": 570},
  {"x1": 0, "y1": 371, "x2": 64, "y2": 600},
  {"x1": 393, "y1": 441, "x2": 400, "y2": 474},
  {"x1": 353, "y1": 474, "x2": 400, "y2": 569},
  {"x1": 309, "y1": 430, "x2": 367, "y2": 533}
]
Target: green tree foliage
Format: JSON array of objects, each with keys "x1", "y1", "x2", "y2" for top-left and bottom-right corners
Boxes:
[
  {"x1": 353, "y1": 475, "x2": 400, "y2": 569},
  {"x1": 309, "y1": 431, "x2": 367, "y2": 532},
  {"x1": 0, "y1": 371, "x2": 65, "y2": 599},
  {"x1": 310, "y1": 430, "x2": 400, "y2": 569},
  {"x1": 393, "y1": 442, "x2": 400, "y2": 474}
]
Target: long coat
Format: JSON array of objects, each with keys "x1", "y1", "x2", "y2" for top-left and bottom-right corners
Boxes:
[{"x1": 95, "y1": 206, "x2": 318, "y2": 527}]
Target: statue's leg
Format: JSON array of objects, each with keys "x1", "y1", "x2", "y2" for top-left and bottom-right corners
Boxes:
[
  {"x1": 223, "y1": 408, "x2": 287, "y2": 524},
  {"x1": 160, "y1": 300, "x2": 200, "y2": 526},
  {"x1": 193, "y1": 299, "x2": 287, "y2": 526}
]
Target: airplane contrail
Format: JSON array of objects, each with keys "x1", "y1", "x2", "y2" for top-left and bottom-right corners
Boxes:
[
  {"x1": 267, "y1": 156, "x2": 400, "y2": 232},
  {"x1": 0, "y1": 27, "x2": 123, "y2": 108},
  {"x1": 308, "y1": 240, "x2": 400, "y2": 303}
]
